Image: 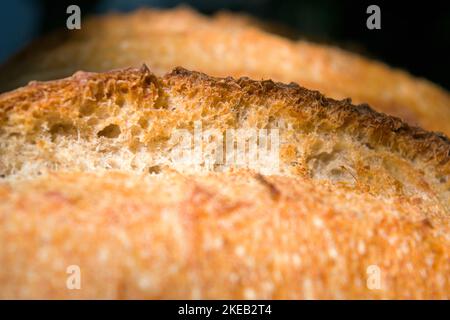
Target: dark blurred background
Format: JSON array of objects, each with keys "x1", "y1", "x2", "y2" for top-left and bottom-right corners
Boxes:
[{"x1": 0, "y1": 0, "x2": 449, "y2": 89}]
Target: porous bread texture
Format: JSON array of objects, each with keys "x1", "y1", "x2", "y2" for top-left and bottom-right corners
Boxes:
[
  {"x1": 0, "y1": 171, "x2": 449, "y2": 299},
  {"x1": 0, "y1": 7, "x2": 449, "y2": 135},
  {"x1": 0, "y1": 67, "x2": 449, "y2": 215}
]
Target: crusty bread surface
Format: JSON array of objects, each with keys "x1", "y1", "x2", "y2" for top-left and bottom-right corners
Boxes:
[
  {"x1": 0, "y1": 7, "x2": 449, "y2": 136},
  {"x1": 0, "y1": 67, "x2": 449, "y2": 299}
]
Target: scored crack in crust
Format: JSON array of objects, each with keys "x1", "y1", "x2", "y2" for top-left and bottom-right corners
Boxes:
[
  {"x1": 0, "y1": 7, "x2": 449, "y2": 136},
  {"x1": 0, "y1": 66, "x2": 449, "y2": 299}
]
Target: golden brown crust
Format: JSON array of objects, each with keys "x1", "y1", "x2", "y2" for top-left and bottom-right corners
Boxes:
[
  {"x1": 0, "y1": 66, "x2": 449, "y2": 299},
  {"x1": 0, "y1": 171, "x2": 449, "y2": 299},
  {"x1": 0, "y1": 7, "x2": 449, "y2": 136}
]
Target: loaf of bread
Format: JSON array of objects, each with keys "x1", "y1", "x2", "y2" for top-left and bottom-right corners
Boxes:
[
  {"x1": 1, "y1": 7, "x2": 449, "y2": 136},
  {"x1": 0, "y1": 66, "x2": 449, "y2": 298}
]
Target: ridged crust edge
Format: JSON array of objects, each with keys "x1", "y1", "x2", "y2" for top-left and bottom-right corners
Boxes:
[{"x1": 1, "y1": 65, "x2": 449, "y2": 175}]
